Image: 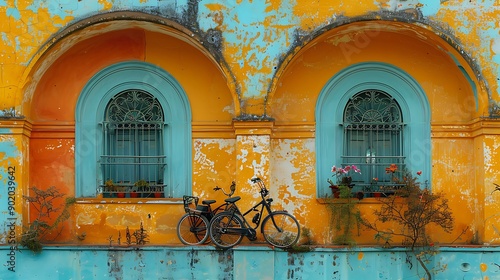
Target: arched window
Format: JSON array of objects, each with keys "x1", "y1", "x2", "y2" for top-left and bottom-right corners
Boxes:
[
  {"x1": 76, "y1": 61, "x2": 192, "y2": 198},
  {"x1": 101, "y1": 90, "x2": 166, "y2": 198},
  {"x1": 316, "y1": 62, "x2": 430, "y2": 198},
  {"x1": 342, "y1": 90, "x2": 404, "y2": 194}
]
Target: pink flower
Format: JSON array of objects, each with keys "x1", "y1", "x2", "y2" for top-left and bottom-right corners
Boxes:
[
  {"x1": 331, "y1": 166, "x2": 337, "y2": 172},
  {"x1": 352, "y1": 165, "x2": 361, "y2": 174}
]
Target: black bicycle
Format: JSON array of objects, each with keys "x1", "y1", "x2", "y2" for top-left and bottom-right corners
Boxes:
[
  {"x1": 209, "y1": 177, "x2": 300, "y2": 249},
  {"x1": 176, "y1": 182, "x2": 236, "y2": 245}
]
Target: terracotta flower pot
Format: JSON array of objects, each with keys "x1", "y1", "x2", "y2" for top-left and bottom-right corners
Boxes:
[
  {"x1": 341, "y1": 176, "x2": 352, "y2": 186},
  {"x1": 329, "y1": 185, "x2": 340, "y2": 198}
]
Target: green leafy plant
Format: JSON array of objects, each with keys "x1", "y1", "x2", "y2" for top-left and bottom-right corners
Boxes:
[
  {"x1": 362, "y1": 170, "x2": 454, "y2": 280},
  {"x1": 134, "y1": 179, "x2": 149, "y2": 193},
  {"x1": 105, "y1": 179, "x2": 117, "y2": 192},
  {"x1": 326, "y1": 185, "x2": 364, "y2": 246},
  {"x1": 134, "y1": 179, "x2": 149, "y2": 187},
  {"x1": 20, "y1": 186, "x2": 75, "y2": 252},
  {"x1": 325, "y1": 164, "x2": 364, "y2": 245}
]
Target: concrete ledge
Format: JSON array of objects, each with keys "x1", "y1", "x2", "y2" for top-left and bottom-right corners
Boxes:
[{"x1": 2, "y1": 245, "x2": 500, "y2": 279}]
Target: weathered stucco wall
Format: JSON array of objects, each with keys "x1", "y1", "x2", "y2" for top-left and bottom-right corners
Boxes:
[{"x1": 1, "y1": 0, "x2": 500, "y2": 278}]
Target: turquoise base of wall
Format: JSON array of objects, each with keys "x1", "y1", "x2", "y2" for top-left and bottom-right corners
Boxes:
[{"x1": 1, "y1": 246, "x2": 499, "y2": 279}]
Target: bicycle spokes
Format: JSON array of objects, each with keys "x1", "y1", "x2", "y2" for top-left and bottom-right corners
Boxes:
[{"x1": 262, "y1": 212, "x2": 300, "y2": 248}]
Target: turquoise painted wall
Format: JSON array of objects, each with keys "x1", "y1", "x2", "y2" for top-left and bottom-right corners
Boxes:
[{"x1": 1, "y1": 246, "x2": 499, "y2": 279}]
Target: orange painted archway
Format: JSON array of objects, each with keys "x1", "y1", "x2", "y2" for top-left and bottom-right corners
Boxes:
[{"x1": 269, "y1": 20, "x2": 488, "y2": 124}]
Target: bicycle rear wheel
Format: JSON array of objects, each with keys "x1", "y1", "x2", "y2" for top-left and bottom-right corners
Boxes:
[
  {"x1": 177, "y1": 213, "x2": 210, "y2": 245},
  {"x1": 209, "y1": 212, "x2": 244, "y2": 249},
  {"x1": 262, "y1": 211, "x2": 300, "y2": 248}
]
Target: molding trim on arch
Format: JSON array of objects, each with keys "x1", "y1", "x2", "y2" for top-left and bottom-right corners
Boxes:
[
  {"x1": 315, "y1": 62, "x2": 431, "y2": 197},
  {"x1": 75, "y1": 61, "x2": 192, "y2": 198},
  {"x1": 21, "y1": 12, "x2": 240, "y2": 117},
  {"x1": 268, "y1": 19, "x2": 488, "y2": 115}
]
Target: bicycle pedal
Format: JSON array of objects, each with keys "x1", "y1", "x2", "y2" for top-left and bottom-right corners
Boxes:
[{"x1": 248, "y1": 231, "x2": 257, "y2": 241}]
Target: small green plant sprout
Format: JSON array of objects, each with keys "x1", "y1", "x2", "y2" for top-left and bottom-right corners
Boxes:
[
  {"x1": 285, "y1": 227, "x2": 314, "y2": 253},
  {"x1": 125, "y1": 227, "x2": 132, "y2": 245},
  {"x1": 133, "y1": 222, "x2": 149, "y2": 245},
  {"x1": 20, "y1": 186, "x2": 76, "y2": 253},
  {"x1": 301, "y1": 227, "x2": 314, "y2": 245}
]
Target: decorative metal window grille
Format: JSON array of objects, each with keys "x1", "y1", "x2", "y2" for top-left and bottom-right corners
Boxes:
[
  {"x1": 100, "y1": 90, "x2": 166, "y2": 198},
  {"x1": 342, "y1": 89, "x2": 405, "y2": 194}
]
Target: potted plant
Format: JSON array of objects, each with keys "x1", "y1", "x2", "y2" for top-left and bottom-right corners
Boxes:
[
  {"x1": 362, "y1": 168, "x2": 452, "y2": 280},
  {"x1": 328, "y1": 164, "x2": 361, "y2": 199},
  {"x1": 373, "y1": 185, "x2": 384, "y2": 198},
  {"x1": 152, "y1": 180, "x2": 164, "y2": 198},
  {"x1": 153, "y1": 185, "x2": 163, "y2": 198},
  {"x1": 116, "y1": 181, "x2": 126, "y2": 198},
  {"x1": 134, "y1": 179, "x2": 149, "y2": 198},
  {"x1": 104, "y1": 179, "x2": 117, "y2": 198}
]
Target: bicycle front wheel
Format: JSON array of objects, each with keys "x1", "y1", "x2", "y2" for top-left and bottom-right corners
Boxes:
[
  {"x1": 209, "y1": 212, "x2": 244, "y2": 249},
  {"x1": 177, "y1": 213, "x2": 210, "y2": 245},
  {"x1": 262, "y1": 211, "x2": 300, "y2": 248}
]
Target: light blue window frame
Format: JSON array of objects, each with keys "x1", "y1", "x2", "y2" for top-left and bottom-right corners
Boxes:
[
  {"x1": 76, "y1": 61, "x2": 192, "y2": 198},
  {"x1": 316, "y1": 62, "x2": 431, "y2": 197},
  {"x1": 101, "y1": 89, "x2": 165, "y2": 196}
]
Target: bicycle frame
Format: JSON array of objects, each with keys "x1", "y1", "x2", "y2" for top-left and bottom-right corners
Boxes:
[
  {"x1": 222, "y1": 180, "x2": 284, "y2": 239},
  {"x1": 209, "y1": 177, "x2": 300, "y2": 249},
  {"x1": 241, "y1": 197, "x2": 273, "y2": 229}
]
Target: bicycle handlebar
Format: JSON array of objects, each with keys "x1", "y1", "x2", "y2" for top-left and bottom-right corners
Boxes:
[
  {"x1": 214, "y1": 181, "x2": 236, "y2": 197},
  {"x1": 251, "y1": 177, "x2": 261, "y2": 183},
  {"x1": 251, "y1": 177, "x2": 269, "y2": 197}
]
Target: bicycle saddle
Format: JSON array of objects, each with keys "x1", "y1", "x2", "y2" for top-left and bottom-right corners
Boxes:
[
  {"x1": 225, "y1": 196, "x2": 241, "y2": 203},
  {"x1": 202, "y1": 200, "x2": 216, "y2": 205}
]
